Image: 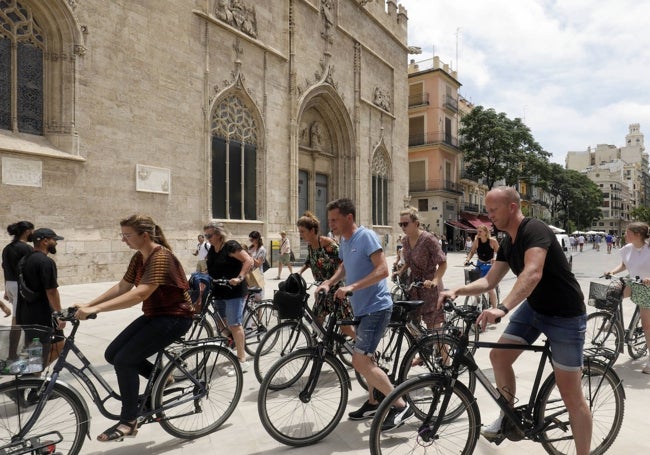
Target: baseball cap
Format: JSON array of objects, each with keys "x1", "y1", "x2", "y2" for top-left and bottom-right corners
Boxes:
[{"x1": 32, "y1": 228, "x2": 64, "y2": 241}]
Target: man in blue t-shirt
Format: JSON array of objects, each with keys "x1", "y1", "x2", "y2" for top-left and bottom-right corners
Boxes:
[{"x1": 318, "y1": 198, "x2": 413, "y2": 431}]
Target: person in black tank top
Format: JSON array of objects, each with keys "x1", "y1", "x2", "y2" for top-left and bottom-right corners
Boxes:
[{"x1": 465, "y1": 225, "x2": 500, "y2": 308}]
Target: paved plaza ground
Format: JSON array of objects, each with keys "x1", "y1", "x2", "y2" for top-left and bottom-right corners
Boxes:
[{"x1": 4, "y1": 246, "x2": 650, "y2": 454}]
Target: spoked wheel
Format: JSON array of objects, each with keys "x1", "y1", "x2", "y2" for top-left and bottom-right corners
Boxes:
[
  {"x1": 154, "y1": 343, "x2": 243, "y2": 438},
  {"x1": 536, "y1": 360, "x2": 625, "y2": 455},
  {"x1": 253, "y1": 320, "x2": 313, "y2": 384},
  {"x1": 0, "y1": 378, "x2": 89, "y2": 455},
  {"x1": 626, "y1": 310, "x2": 648, "y2": 359},
  {"x1": 244, "y1": 301, "x2": 279, "y2": 356},
  {"x1": 584, "y1": 312, "x2": 623, "y2": 363},
  {"x1": 369, "y1": 374, "x2": 480, "y2": 455},
  {"x1": 257, "y1": 348, "x2": 349, "y2": 447}
]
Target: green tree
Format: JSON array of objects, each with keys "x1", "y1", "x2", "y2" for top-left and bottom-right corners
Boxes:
[
  {"x1": 460, "y1": 106, "x2": 551, "y2": 189},
  {"x1": 630, "y1": 206, "x2": 650, "y2": 224}
]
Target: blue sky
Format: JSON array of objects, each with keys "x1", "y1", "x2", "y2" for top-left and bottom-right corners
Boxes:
[{"x1": 399, "y1": 0, "x2": 650, "y2": 164}]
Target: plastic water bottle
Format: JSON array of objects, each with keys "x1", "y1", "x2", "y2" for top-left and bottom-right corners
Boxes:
[{"x1": 26, "y1": 338, "x2": 43, "y2": 374}]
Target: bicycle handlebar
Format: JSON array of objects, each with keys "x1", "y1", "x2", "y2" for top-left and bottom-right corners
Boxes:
[
  {"x1": 212, "y1": 278, "x2": 233, "y2": 288},
  {"x1": 443, "y1": 297, "x2": 502, "y2": 324},
  {"x1": 53, "y1": 307, "x2": 97, "y2": 321}
]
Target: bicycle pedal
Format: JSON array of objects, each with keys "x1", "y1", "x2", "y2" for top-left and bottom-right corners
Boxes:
[{"x1": 481, "y1": 432, "x2": 506, "y2": 445}]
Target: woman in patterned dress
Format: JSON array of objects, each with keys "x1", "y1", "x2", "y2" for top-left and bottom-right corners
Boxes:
[
  {"x1": 394, "y1": 206, "x2": 447, "y2": 330},
  {"x1": 297, "y1": 211, "x2": 355, "y2": 339}
]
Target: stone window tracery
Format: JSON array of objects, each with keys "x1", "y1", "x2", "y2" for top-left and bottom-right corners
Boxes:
[
  {"x1": 371, "y1": 148, "x2": 390, "y2": 225},
  {"x1": 211, "y1": 94, "x2": 259, "y2": 220}
]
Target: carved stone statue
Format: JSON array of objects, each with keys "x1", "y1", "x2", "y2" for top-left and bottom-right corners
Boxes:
[
  {"x1": 310, "y1": 121, "x2": 322, "y2": 149},
  {"x1": 373, "y1": 87, "x2": 391, "y2": 112},
  {"x1": 216, "y1": 0, "x2": 258, "y2": 38}
]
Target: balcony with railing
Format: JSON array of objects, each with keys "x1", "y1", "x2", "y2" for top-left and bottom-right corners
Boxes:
[
  {"x1": 462, "y1": 202, "x2": 480, "y2": 213},
  {"x1": 444, "y1": 94, "x2": 458, "y2": 112},
  {"x1": 409, "y1": 132, "x2": 458, "y2": 148},
  {"x1": 409, "y1": 179, "x2": 463, "y2": 194},
  {"x1": 408, "y1": 92, "x2": 429, "y2": 108}
]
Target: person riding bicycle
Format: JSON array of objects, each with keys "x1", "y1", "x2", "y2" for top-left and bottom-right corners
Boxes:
[
  {"x1": 604, "y1": 221, "x2": 650, "y2": 374},
  {"x1": 439, "y1": 187, "x2": 592, "y2": 455},
  {"x1": 75, "y1": 215, "x2": 194, "y2": 443},
  {"x1": 465, "y1": 224, "x2": 499, "y2": 308}
]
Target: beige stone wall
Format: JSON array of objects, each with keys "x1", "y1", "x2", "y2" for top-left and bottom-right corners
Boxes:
[{"x1": 0, "y1": 0, "x2": 409, "y2": 284}]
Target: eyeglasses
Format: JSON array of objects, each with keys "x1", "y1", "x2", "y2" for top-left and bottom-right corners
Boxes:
[
  {"x1": 398, "y1": 222, "x2": 410, "y2": 228},
  {"x1": 119, "y1": 232, "x2": 137, "y2": 239},
  {"x1": 205, "y1": 233, "x2": 216, "y2": 239}
]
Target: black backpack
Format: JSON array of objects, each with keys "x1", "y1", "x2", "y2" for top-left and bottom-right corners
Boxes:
[
  {"x1": 279, "y1": 273, "x2": 307, "y2": 295},
  {"x1": 17, "y1": 253, "x2": 42, "y2": 303},
  {"x1": 188, "y1": 272, "x2": 212, "y2": 311}
]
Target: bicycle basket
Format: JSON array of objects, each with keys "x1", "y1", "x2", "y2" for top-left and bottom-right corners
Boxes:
[
  {"x1": 588, "y1": 281, "x2": 624, "y2": 310},
  {"x1": 464, "y1": 268, "x2": 481, "y2": 284},
  {"x1": 273, "y1": 290, "x2": 307, "y2": 319},
  {"x1": 0, "y1": 325, "x2": 53, "y2": 375}
]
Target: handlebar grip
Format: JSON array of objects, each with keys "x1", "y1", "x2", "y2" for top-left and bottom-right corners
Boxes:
[{"x1": 87, "y1": 313, "x2": 97, "y2": 320}]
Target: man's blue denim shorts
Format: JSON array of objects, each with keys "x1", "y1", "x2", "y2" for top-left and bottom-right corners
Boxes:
[{"x1": 353, "y1": 308, "x2": 392, "y2": 356}]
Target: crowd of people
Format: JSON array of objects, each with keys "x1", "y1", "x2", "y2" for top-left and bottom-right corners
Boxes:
[{"x1": 4, "y1": 187, "x2": 650, "y2": 454}]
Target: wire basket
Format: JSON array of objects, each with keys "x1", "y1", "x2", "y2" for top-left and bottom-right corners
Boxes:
[
  {"x1": 464, "y1": 268, "x2": 481, "y2": 284},
  {"x1": 0, "y1": 325, "x2": 53, "y2": 375},
  {"x1": 588, "y1": 281, "x2": 624, "y2": 311},
  {"x1": 272, "y1": 290, "x2": 308, "y2": 320}
]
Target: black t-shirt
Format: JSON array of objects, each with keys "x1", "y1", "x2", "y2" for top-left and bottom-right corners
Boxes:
[
  {"x1": 1, "y1": 241, "x2": 33, "y2": 281},
  {"x1": 16, "y1": 251, "x2": 58, "y2": 326},
  {"x1": 497, "y1": 218, "x2": 585, "y2": 317},
  {"x1": 206, "y1": 240, "x2": 247, "y2": 299},
  {"x1": 476, "y1": 238, "x2": 494, "y2": 262}
]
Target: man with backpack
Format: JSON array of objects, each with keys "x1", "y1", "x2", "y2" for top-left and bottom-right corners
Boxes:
[{"x1": 193, "y1": 234, "x2": 210, "y2": 272}]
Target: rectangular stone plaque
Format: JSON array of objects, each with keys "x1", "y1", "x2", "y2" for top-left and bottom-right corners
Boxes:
[
  {"x1": 136, "y1": 164, "x2": 171, "y2": 194},
  {"x1": 2, "y1": 157, "x2": 42, "y2": 187}
]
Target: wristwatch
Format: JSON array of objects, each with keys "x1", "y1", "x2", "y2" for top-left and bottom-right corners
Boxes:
[
  {"x1": 497, "y1": 304, "x2": 509, "y2": 315},
  {"x1": 237, "y1": 275, "x2": 244, "y2": 282}
]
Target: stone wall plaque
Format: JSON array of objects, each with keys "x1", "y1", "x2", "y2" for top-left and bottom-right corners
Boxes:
[
  {"x1": 136, "y1": 164, "x2": 171, "y2": 194},
  {"x1": 2, "y1": 157, "x2": 43, "y2": 187}
]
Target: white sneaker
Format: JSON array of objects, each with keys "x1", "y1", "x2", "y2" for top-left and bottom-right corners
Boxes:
[
  {"x1": 481, "y1": 413, "x2": 505, "y2": 441},
  {"x1": 642, "y1": 362, "x2": 650, "y2": 374},
  {"x1": 228, "y1": 360, "x2": 249, "y2": 377}
]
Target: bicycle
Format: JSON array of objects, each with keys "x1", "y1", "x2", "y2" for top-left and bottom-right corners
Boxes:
[
  {"x1": 462, "y1": 261, "x2": 501, "y2": 311},
  {"x1": 369, "y1": 298, "x2": 625, "y2": 455},
  {"x1": 186, "y1": 278, "x2": 278, "y2": 356},
  {"x1": 0, "y1": 308, "x2": 243, "y2": 455},
  {"x1": 584, "y1": 274, "x2": 647, "y2": 364}
]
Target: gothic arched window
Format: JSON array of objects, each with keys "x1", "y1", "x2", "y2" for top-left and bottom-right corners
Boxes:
[
  {"x1": 0, "y1": 0, "x2": 44, "y2": 134},
  {"x1": 211, "y1": 94, "x2": 259, "y2": 220},
  {"x1": 371, "y1": 148, "x2": 390, "y2": 225}
]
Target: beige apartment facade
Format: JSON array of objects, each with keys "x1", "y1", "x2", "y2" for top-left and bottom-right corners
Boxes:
[{"x1": 0, "y1": 0, "x2": 410, "y2": 283}]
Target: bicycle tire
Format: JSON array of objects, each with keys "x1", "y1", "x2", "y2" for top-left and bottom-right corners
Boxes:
[
  {"x1": 398, "y1": 333, "x2": 476, "y2": 420},
  {"x1": 535, "y1": 360, "x2": 625, "y2": 455},
  {"x1": 253, "y1": 320, "x2": 313, "y2": 384},
  {"x1": 154, "y1": 343, "x2": 242, "y2": 439},
  {"x1": 626, "y1": 308, "x2": 648, "y2": 359},
  {"x1": 584, "y1": 311, "x2": 623, "y2": 363},
  {"x1": 446, "y1": 307, "x2": 479, "y2": 355},
  {"x1": 185, "y1": 315, "x2": 217, "y2": 342},
  {"x1": 356, "y1": 325, "x2": 412, "y2": 391},
  {"x1": 0, "y1": 378, "x2": 89, "y2": 455},
  {"x1": 244, "y1": 302, "x2": 279, "y2": 356},
  {"x1": 257, "y1": 348, "x2": 349, "y2": 446},
  {"x1": 369, "y1": 374, "x2": 480, "y2": 455}
]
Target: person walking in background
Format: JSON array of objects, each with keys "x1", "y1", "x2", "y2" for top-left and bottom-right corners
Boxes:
[
  {"x1": 204, "y1": 222, "x2": 253, "y2": 373},
  {"x1": 605, "y1": 233, "x2": 614, "y2": 254},
  {"x1": 604, "y1": 222, "x2": 650, "y2": 374},
  {"x1": 318, "y1": 198, "x2": 413, "y2": 431},
  {"x1": 393, "y1": 207, "x2": 447, "y2": 329},
  {"x1": 578, "y1": 234, "x2": 585, "y2": 252},
  {"x1": 248, "y1": 231, "x2": 266, "y2": 302},
  {"x1": 296, "y1": 211, "x2": 354, "y2": 339},
  {"x1": 275, "y1": 231, "x2": 292, "y2": 279},
  {"x1": 465, "y1": 224, "x2": 500, "y2": 309},
  {"x1": 465, "y1": 236, "x2": 473, "y2": 252},
  {"x1": 2, "y1": 221, "x2": 34, "y2": 321},
  {"x1": 16, "y1": 228, "x2": 67, "y2": 367},
  {"x1": 440, "y1": 187, "x2": 591, "y2": 454},
  {"x1": 192, "y1": 234, "x2": 209, "y2": 272}
]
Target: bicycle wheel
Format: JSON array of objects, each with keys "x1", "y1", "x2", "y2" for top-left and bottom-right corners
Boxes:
[
  {"x1": 584, "y1": 311, "x2": 623, "y2": 363},
  {"x1": 244, "y1": 302, "x2": 279, "y2": 356},
  {"x1": 446, "y1": 307, "x2": 479, "y2": 355},
  {"x1": 0, "y1": 378, "x2": 89, "y2": 455},
  {"x1": 536, "y1": 360, "x2": 625, "y2": 455},
  {"x1": 369, "y1": 374, "x2": 480, "y2": 455},
  {"x1": 626, "y1": 308, "x2": 648, "y2": 359},
  {"x1": 254, "y1": 320, "x2": 313, "y2": 383},
  {"x1": 257, "y1": 348, "x2": 349, "y2": 446},
  {"x1": 184, "y1": 315, "x2": 217, "y2": 342},
  {"x1": 154, "y1": 343, "x2": 242, "y2": 438},
  {"x1": 398, "y1": 334, "x2": 476, "y2": 420}
]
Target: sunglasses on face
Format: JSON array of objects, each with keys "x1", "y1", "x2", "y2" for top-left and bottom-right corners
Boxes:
[{"x1": 398, "y1": 222, "x2": 410, "y2": 228}]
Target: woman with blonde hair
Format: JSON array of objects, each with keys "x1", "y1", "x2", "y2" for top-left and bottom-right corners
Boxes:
[
  {"x1": 466, "y1": 225, "x2": 500, "y2": 308},
  {"x1": 75, "y1": 215, "x2": 194, "y2": 441},
  {"x1": 605, "y1": 221, "x2": 650, "y2": 374},
  {"x1": 394, "y1": 207, "x2": 447, "y2": 330}
]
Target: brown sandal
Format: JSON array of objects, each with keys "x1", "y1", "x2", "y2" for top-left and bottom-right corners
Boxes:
[{"x1": 97, "y1": 420, "x2": 138, "y2": 442}]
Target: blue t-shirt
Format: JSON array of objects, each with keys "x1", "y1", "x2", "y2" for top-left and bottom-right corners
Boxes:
[{"x1": 339, "y1": 226, "x2": 392, "y2": 317}]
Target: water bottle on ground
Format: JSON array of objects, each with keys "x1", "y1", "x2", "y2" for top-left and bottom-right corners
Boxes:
[{"x1": 26, "y1": 338, "x2": 43, "y2": 374}]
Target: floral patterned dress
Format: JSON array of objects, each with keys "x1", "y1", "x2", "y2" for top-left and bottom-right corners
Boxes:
[
  {"x1": 305, "y1": 236, "x2": 353, "y2": 320},
  {"x1": 401, "y1": 231, "x2": 447, "y2": 326}
]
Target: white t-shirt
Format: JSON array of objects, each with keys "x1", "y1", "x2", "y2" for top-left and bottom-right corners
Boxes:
[
  {"x1": 197, "y1": 241, "x2": 210, "y2": 260},
  {"x1": 620, "y1": 243, "x2": 650, "y2": 279}
]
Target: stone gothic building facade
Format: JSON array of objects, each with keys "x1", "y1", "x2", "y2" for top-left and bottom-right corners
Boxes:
[{"x1": 0, "y1": 0, "x2": 409, "y2": 283}]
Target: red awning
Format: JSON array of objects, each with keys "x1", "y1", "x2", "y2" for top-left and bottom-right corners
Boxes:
[
  {"x1": 460, "y1": 212, "x2": 493, "y2": 230},
  {"x1": 477, "y1": 214, "x2": 494, "y2": 230},
  {"x1": 445, "y1": 220, "x2": 477, "y2": 232}
]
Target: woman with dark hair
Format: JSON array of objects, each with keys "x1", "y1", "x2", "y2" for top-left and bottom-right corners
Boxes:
[
  {"x1": 297, "y1": 211, "x2": 354, "y2": 339},
  {"x1": 248, "y1": 230, "x2": 267, "y2": 301},
  {"x1": 2, "y1": 221, "x2": 34, "y2": 319},
  {"x1": 75, "y1": 215, "x2": 194, "y2": 442}
]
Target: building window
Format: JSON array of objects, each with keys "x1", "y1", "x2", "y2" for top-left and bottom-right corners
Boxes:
[
  {"x1": 211, "y1": 94, "x2": 259, "y2": 220},
  {"x1": 418, "y1": 199, "x2": 428, "y2": 212},
  {"x1": 371, "y1": 148, "x2": 390, "y2": 225},
  {"x1": 0, "y1": 0, "x2": 44, "y2": 134}
]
